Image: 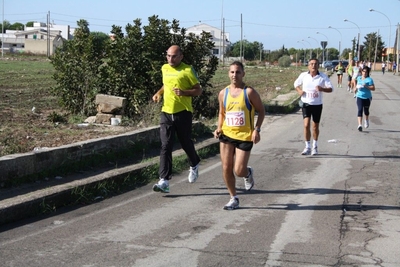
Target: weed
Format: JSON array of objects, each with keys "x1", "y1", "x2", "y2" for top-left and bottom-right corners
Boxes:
[{"x1": 47, "y1": 111, "x2": 67, "y2": 123}]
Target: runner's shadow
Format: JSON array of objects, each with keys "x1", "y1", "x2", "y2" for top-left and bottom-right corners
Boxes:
[
  {"x1": 165, "y1": 187, "x2": 374, "y2": 198},
  {"x1": 239, "y1": 203, "x2": 400, "y2": 211}
]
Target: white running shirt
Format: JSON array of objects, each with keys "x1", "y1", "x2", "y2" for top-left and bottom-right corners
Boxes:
[{"x1": 294, "y1": 71, "x2": 333, "y2": 105}]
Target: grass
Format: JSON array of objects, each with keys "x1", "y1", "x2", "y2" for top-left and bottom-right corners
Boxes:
[
  {"x1": 0, "y1": 54, "x2": 306, "y2": 157},
  {"x1": 0, "y1": 56, "x2": 307, "y2": 220}
]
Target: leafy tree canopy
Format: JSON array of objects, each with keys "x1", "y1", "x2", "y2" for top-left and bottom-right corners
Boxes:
[{"x1": 50, "y1": 16, "x2": 219, "y2": 119}]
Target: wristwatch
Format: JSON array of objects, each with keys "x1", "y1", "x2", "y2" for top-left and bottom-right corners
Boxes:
[{"x1": 255, "y1": 127, "x2": 261, "y2": 133}]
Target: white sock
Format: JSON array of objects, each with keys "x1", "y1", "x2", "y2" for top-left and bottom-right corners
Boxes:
[
  {"x1": 313, "y1": 140, "x2": 318, "y2": 148},
  {"x1": 305, "y1": 141, "x2": 311, "y2": 148}
]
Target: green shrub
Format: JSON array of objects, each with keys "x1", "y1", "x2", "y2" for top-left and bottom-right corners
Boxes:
[
  {"x1": 278, "y1": 55, "x2": 292, "y2": 67},
  {"x1": 50, "y1": 16, "x2": 219, "y2": 120}
]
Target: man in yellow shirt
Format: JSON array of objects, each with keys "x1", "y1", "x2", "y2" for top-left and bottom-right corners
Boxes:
[
  {"x1": 214, "y1": 61, "x2": 265, "y2": 210},
  {"x1": 152, "y1": 45, "x2": 202, "y2": 193}
]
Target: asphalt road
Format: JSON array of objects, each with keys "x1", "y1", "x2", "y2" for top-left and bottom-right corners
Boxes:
[{"x1": 1, "y1": 71, "x2": 399, "y2": 266}]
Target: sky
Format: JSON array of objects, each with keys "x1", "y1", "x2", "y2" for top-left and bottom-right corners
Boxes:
[{"x1": 2, "y1": 0, "x2": 400, "y2": 52}]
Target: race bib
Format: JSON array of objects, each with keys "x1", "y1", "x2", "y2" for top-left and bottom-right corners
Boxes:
[
  {"x1": 225, "y1": 111, "x2": 245, "y2": 126},
  {"x1": 306, "y1": 91, "x2": 319, "y2": 99}
]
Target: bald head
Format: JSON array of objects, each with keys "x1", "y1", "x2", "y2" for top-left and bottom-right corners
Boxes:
[{"x1": 166, "y1": 45, "x2": 183, "y2": 67}]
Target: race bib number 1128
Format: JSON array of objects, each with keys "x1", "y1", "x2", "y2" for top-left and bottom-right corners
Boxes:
[{"x1": 226, "y1": 111, "x2": 245, "y2": 126}]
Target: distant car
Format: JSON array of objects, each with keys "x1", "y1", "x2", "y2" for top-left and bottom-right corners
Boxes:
[
  {"x1": 322, "y1": 61, "x2": 332, "y2": 69},
  {"x1": 326, "y1": 60, "x2": 349, "y2": 71}
]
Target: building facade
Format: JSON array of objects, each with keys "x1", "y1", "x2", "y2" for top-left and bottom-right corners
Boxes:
[
  {"x1": 186, "y1": 23, "x2": 230, "y2": 60},
  {"x1": 1, "y1": 22, "x2": 71, "y2": 55}
]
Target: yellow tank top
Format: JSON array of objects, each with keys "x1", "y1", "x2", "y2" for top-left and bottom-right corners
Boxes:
[
  {"x1": 221, "y1": 86, "x2": 254, "y2": 141},
  {"x1": 347, "y1": 65, "x2": 353, "y2": 76}
]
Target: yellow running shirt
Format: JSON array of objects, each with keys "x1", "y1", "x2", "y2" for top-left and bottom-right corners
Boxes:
[
  {"x1": 221, "y1": 87, "x2": 254, "y2": 141},
  {"x1": 347, "y1": 64, "x2": 353, "y2": 76},
  {"x1": 161, "y1": 62, "x2": 200, "y2": 114}
]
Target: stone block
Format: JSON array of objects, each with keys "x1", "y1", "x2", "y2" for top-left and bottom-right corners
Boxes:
[
  {"x1": 95, "y1": 113, "x2": 114, "y2": 124},
  {"x1": 97, "y1": 103, "x2": 121, "y2": 114},
  {"x1": 95, "y1": 94, "x2": 126, "y2": 108}
]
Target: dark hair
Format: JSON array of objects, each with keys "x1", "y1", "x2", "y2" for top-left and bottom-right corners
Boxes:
[
  {"x1": 362, "y1": 66, "x2": 370, "y2": 77},
  {"x1": 230, "y1": 61, "x2": 245, "y2": 71},
  {"x1": 308, "y1": 58, "x2": 319, "y2": 65}
]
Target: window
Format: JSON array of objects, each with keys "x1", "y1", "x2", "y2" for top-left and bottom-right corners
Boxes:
[{"x1": 212, "y1": 49, "x2": 219, "y2": 55}]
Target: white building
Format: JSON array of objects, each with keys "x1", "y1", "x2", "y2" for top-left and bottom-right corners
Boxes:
[
  {"x1": 1, "y1": 22, "x2": 72, "y2": 55},
  {"x1": 186, "y1": 23, "x2": 230, "y2": 60}
]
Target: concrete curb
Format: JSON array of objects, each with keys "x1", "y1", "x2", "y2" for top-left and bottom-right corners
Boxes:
[
  {"x1": 0, "y1": 91, "x2": 299, "y2": 226},
  {"x1": 0, "y1": 138, "x2": 219, "y2": 225}
]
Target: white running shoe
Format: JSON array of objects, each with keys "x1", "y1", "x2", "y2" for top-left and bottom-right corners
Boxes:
[
  {"x1": 357, "y1": 125, "x2": 362, "y2": 132},
  {"x1": 223, "y1": 197, "x2": 239, "y2": 210},
  {"x1": 311, "y1": 147, "x2": 318, "y2": 155},
  {"x1": 188, "y1": 164, "x2": 199, "y2": 183},
  {"x1": 301, "y1": 147, "x2": 311, "y2": 155},
  {"x1": 243, "y1": 166, "x2": 254, "y2": 191},
  {"x1": 152, "y1": 179, "x2": 170, "y2": 193},
  {"x1": 364, "y1": 120, "x2": 369, "y2": 128}
]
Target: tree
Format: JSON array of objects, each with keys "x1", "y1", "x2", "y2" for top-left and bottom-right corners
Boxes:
[
  {"x1": 225, "y1": 40, "x2": 265, "y2": 61},
  {"x1": 9, "y1": 23, "x2": 24, "y2": 31},
  {"x1": 51, "y1": 20, "x2": 105, "y2": 115},
  {"x1": 0, "y1": 20, "x2": 11, "y2": 33},
  {"x1": 326, "y1": 48, "x2": 339, "y2": 60},
  {"x1": 362, "y1": 32, "x2": 384, "y2": 62},
  {"x1": 90, "y1": 31, "x2": 109, "y2": 51},
  {"x1": 341, "y1": 48, "x2": 352, "y2": 60},
  {"x1": 26, "y1": 21, "x2": 34, "y2": 27},
  {"x1": 51, "y1": 16, "x2": 218, "y2": 119},
  {"x1": 278, "y1": 55, "x2": 291, "y2": 67}
]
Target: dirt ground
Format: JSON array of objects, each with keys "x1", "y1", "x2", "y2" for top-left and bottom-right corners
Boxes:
[{"x1": 0, "y1": 57, "x2": 297, "y2": 157}]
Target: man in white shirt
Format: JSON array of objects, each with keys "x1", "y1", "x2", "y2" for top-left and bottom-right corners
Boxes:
[{"x1": 294, "y1": 58, "x2": 333, "y2": 155}]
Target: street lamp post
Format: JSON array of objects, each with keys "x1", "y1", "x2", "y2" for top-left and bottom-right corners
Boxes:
[
  {"x1": 328, "y1": 26, "x2": 342, "y2": 60},
  {"x1": 344, "y1": 19, "x2": 361, "y2": 61},
  {"x1": 316, "y1": 31, "x2": 329, "y2": 61},
  {"x1": 369, "y1": 8, "x2": 392, "y2": 64}
]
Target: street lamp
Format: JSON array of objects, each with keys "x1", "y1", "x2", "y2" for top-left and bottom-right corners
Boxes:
[
  {"x1": 328, "y1": 26, "x2": 342, "y2": 59},
  {"x1": 369, "y1": 8, "x2": 391, "y2": 63},
  {"x1": 316, "y1": 31, "x2": 329, "y2": 61},
  {"x1": 344, "y1": 19, "x2": 361, "y2": 61}
]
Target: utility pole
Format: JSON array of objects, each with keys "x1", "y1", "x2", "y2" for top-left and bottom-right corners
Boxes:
[
  {"x1": 2, "y1": 0, "x2": 4, "y2": 58},
  {"x1": 47, "y1": 11, "x2": 50, "y2": 57},
  {"x1": 373, "y1": 30, "x2": 379, "y2": 71},
  {"x1": 240, "y1": 13, "x2": 243, "y2": 62},
  {"x1": 219, "y1": 0, "x2": 223, "y2": 65},
  {"x1": 221, "y1": 18, "x2": 225, "y2": 67},
  {"x1": 397, "y1": 23, "x2": 400, "y2": 74}
]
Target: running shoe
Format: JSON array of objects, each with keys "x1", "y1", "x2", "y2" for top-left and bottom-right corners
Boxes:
[
  {"x1": 301, "y1": 147, "x2": 311, "y2": 155},
  {"x1": 311, "y1": 147, "x2": 318, "y2": 155},
  {"x1": 188, "y1": 164, "x2": 199, "y2": 183},
  {"x1": 357, "y1": 125, "x2": 362, "y2": 132},
  {"x1": 243, "y1": 166, "x2": 254, "y2": 191},
  {"x1": 364, "y1": 120, "x2": 369, "y2": 128},
  {"x1": 223, "y1": 197, "x2": 239, "y2": 210},
  {"x1": 152, "y1": 179, "x2": 170, "y2": 193}
]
